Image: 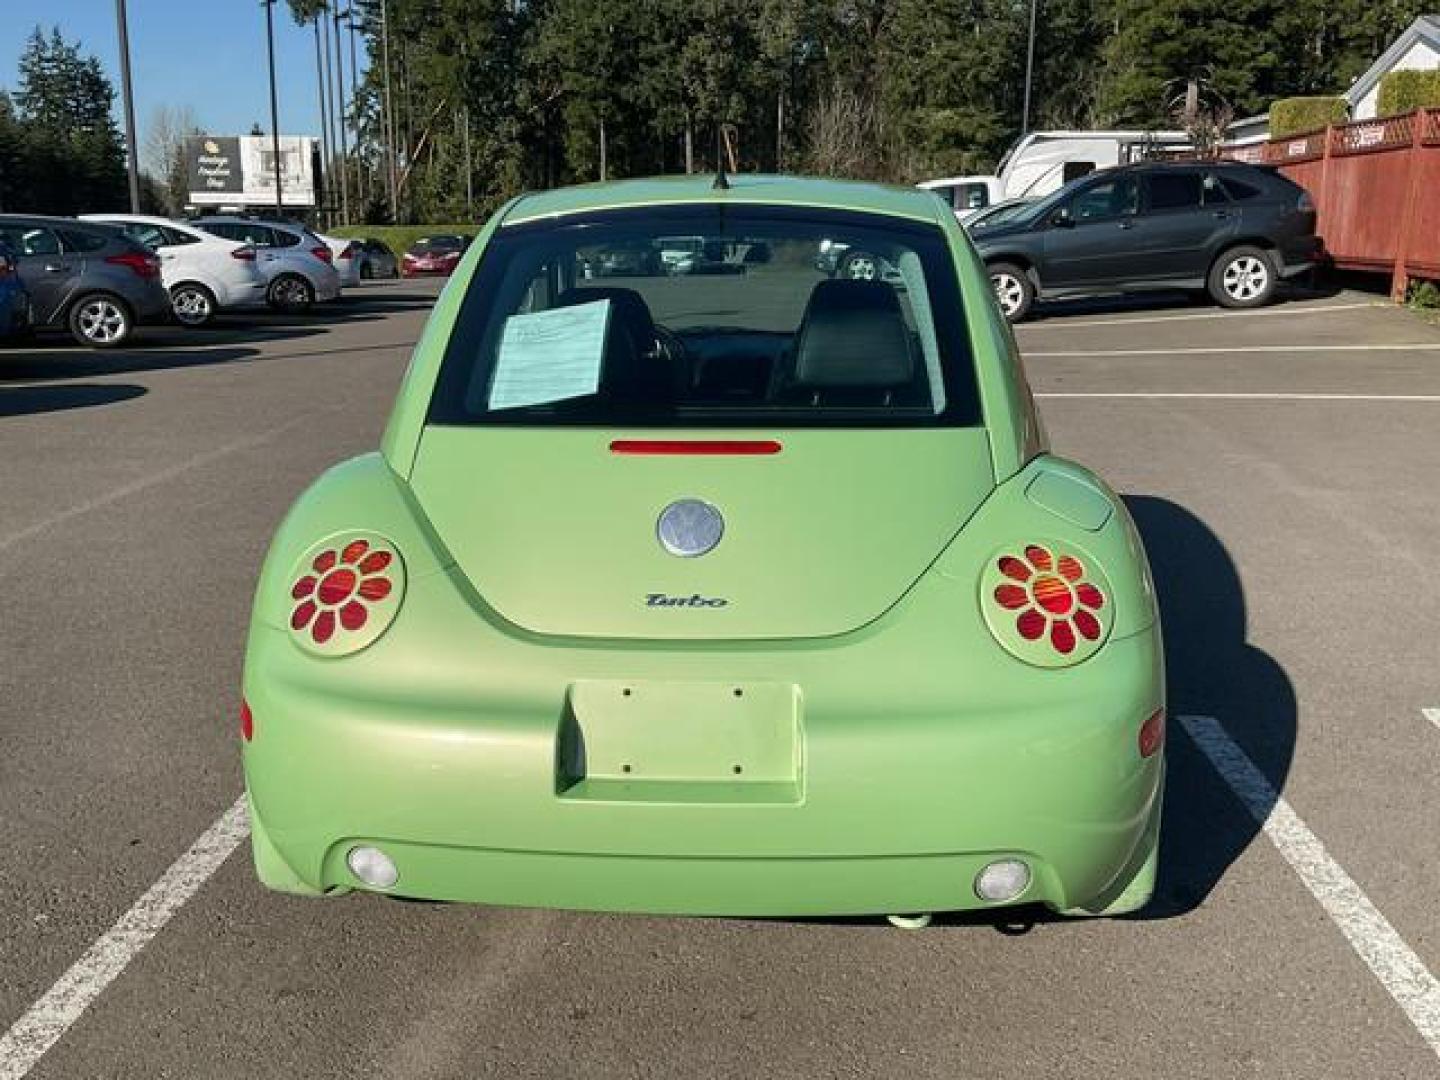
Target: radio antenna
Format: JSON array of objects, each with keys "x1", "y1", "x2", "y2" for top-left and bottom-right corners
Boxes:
[{"x1": 713, "y1": 123, "x2": 730, "y2": 190}]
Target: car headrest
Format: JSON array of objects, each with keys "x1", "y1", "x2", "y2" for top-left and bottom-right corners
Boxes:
[
  {"x1": 790, "y1": 279, "x2": 914, "y2": 388},
  {"x1": 553, "y1": 286, "x2": 668, "y2": 402},
  {"x1": 555, "y1": 286, "x2": 656, "y2": 348}
]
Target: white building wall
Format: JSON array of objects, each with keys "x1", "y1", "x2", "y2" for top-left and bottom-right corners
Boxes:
[{"x1": 1353, "y1": 39, "x2": 1440, "y2": 119}]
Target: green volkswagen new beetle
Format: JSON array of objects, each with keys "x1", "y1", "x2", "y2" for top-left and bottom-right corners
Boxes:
[{"x1": 241, "y1": 174, "x2": 1164, "y2": 923}]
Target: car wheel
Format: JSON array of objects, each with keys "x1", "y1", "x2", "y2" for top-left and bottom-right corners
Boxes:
[
  {"x1": 840, "y1": 252, "x2": 880, "y2": 281},
  {"x1": 170, "y1": 283, "x2": 217, "y2": 328},
  {"x1": 988, "y1": 262, "x2": 1035, "y2": 322},
  {"x1": 1209, "y1": 246, "x2": 1276, "y2": 309},
  {"x1": 268, "y1": 273, "x2": 316, "y2": 313},
  {"x1": 67, "y1": 292, "x2": 133, "y2": 348}
]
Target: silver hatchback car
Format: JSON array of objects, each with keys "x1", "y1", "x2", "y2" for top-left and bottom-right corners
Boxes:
[
  {"x1": 0, "y1": 215, "x2": 171, "y2": 347},
  {"x1": 191, "y1": 217, "x2": 342, "y2": 313}
]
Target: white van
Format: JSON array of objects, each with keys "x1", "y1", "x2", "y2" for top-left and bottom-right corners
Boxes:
[{"x1": 918, "y1": 129, "x2": 1193, "y2": 215}]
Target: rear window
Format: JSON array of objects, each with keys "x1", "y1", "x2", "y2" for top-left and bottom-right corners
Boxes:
[
  {"x1": 1146, "y1": 172, "x2": 1202, "y2": 211},
  {"x1": 428, "y1": 206, "x2": 980, "y2": 428},
  {"x1": 412, "y1": 235, "x2": 466, "y2": 253}
]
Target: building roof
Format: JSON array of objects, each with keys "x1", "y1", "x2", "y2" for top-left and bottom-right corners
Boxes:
[
  {"x1": 1346, "y1": 15, "x2": 1440, "y2": 104},
  {"x1": 502, "y1": 174, "x2": 948, "y2": 227}
]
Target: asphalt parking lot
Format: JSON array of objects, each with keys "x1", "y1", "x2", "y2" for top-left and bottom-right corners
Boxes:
[{"x1": 1, "y1": 281, "x2": 1438, "y2": 1078}]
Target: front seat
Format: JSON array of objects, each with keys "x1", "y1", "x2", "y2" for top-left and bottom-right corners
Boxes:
[{"x1": 771, "y1": 279, "x2": 918, "y2": 406}]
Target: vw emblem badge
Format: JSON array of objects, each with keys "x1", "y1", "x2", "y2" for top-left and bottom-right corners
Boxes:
[{"x1": 657, "y1": 499, "x2": 724, "y2": 558}]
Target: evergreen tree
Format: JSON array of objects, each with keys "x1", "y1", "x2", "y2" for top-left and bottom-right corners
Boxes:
[{"x1": 10, "y1": 26, "x2": 129, "y2": 213}]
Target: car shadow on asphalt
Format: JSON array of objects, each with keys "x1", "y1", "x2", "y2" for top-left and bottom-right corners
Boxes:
[
  {"x1": 0, "y1": 344, "x2": 262, "y2": 381},
  {"x1": 924, "y1": 493, "x2": 1297, "y2": 933},
  {"x1": 0, "y1": 382, "x2": 147, "y2": 417}
]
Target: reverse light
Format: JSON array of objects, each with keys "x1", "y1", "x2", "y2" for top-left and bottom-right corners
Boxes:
[
  {"x1": 975, "y1": 859, "x2": 1031, "y2": 902},
  {"x1": 288, "y1": 535, "x2": 406, "y2": 656},
  {"x1": 981, "y1": 542, "x2": 1113, "y2": 667},
  {"x1": 347, "y1": 845, "x2": 399, "y2": 889},
  {"x1": 1139, "y1": 709, "x2": 1165, "y2": 758}
]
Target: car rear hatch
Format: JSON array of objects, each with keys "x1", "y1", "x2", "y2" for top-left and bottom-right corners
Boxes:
[
  {"x1": 408, "y1": 427, "x2": 994, "y2": 640},
  {"x1": 404, "y1": 198, "x2": 992, "y2": 641}
]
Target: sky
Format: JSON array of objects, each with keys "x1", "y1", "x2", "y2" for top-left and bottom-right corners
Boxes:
[{"x1": 1, "y1": 1, "x2": 366, "y2": 169}]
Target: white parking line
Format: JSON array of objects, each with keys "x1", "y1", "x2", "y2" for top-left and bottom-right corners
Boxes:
[
  {"x1": 1180, "y1": 715, "x2": 1440, "y2": 1061},
  {"x1": 0, "y1": 796, "x2": 250, "y2": 1080},
  {"x1": 1035, "y1": 392, "x2": 1440, "y2": 402},
  {"x1": 1027, "y1": 344, "x2": 1440, "y2": 357},
  {"x1": 1019, "y1": 301, "x2": 1375, "y2": 328},
  {"x1": 1424, "y1": 708, "x2": 1440, "y2": 732}
]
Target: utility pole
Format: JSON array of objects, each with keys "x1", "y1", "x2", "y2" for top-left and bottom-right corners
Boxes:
[
  {"x1": 1021, "y1": 0, "x2": 1039, "y2": 136},
  {"x1": 114, "y1": 0, "x2": 141, "y2": 211},
  {"x1": 314, "y1": 16, "x2": 332, "y2": 227},
  {"x1": 323, "y1": 12, "x2": 339, "y2": 217},
  {"x1": 346, "y1": 10, "x2": 366, "y2": 213},
  {"x1": 333, "y1": 5, "x2": 351, "y2": 225},
  {"x1": 262, "y1": 0, "x2": 284, "y2": 218},
  {"x1": 380, "y1": 0, "x2": 398, "y2": 221}
]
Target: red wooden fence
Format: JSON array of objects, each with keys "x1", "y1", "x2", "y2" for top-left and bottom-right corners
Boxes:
[{"x1": 1224, "y1": 108, "x2": 1440, "y2": 299}]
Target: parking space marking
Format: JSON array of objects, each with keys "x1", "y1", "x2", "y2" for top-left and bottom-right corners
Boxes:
[
  {"x1": 0, "y1": 408, "x2": 337, "y2": 556},
  {"x1": 1027, "y1": 344, "x2": 1440, "y2": 357},
  {"x1": 1180, "y1": 715, "x2": 1440, "y2": 1061},
  {"x1": 1035, "y1": 392, "x2": 1440, "y2": 402},
  {"x1": 1424, "y1": 708, "x2": 1440, "y2": 732},
  {"x1": 1020, "y1": 301, "x2": 1376, "y2": 328},
  {"x1": 0, "y1": 796, "x2": 250, "y2": 1080}
]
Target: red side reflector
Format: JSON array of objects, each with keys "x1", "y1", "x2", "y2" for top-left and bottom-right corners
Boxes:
[
  {"x1": 240, "y1": 700, "x2": 254, "y2": 743},
  {"x1": 610, "y1": 440, "x2": 782, "y2": 456},
  {"x1": 1138, "y1": 708, "x2": 1165, "y2": 758}
]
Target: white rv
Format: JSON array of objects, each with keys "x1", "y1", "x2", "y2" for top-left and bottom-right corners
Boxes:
[{"x1": 919, "y1": 129, "x2": 1193, "y2": 215}]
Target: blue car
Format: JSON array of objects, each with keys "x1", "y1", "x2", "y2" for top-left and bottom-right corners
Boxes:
[{"x1": 0, "y1": 240, "x2": 31, "y2": 340}]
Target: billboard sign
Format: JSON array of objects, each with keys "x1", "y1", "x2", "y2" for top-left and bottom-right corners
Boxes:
[{"x1": 186, "y1": 135, "x2": 317, "y2": 207}]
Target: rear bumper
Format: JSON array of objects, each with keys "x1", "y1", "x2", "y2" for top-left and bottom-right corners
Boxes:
[
  {"x1": 243, "y1": 606, "x2": 1164, "y2": 916},
  {"x1": 1276, "y1": 235, "x2": 1322, "y2": 279}
]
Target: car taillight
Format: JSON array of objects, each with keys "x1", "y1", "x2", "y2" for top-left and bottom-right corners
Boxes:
[
  {"x1": 311, "y1": 245, "x2": 333, "y2": 263},
  {"x1": 981, "y1": 542, "x2": 1113, "y2": 667},
  {"x1": 240, "y1": 700, "x2": 254, "y2": 742},
  {"x1": 288, "y1": 535, "x2": 405, "y2": 656},
  {"x1": 0, "y1": 258, "x2": 13, "y2": 279},
  {"x1": 1138, "y1": 709, "x2": 1165, "y2": 757},
  {"x1": 339, "y1": 243, "x2": 357, "y2": 260},
  {"x1": 106, "y1": 251, "x2": 161, "y2": 279},
  {"x1": 231, "y1": 245, "x2": 257, "y2": 261}
]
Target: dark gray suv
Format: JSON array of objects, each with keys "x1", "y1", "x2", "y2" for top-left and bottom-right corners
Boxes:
[
  {"x1": 0, "y1": 215, "x2": 171, "y2": 347},
  {"x1": 967, "y1": 162, "x2": 1321, "y2": 321}
]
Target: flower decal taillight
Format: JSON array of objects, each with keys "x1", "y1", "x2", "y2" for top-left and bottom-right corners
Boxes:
[
  {"x1": 288, "y1": 535, "x2": 405, "y2": 657},
  {"x1": 981, "y1": 542, "x2": 1112, "y2": 667}
]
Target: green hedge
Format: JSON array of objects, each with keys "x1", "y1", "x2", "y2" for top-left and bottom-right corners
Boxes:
[
  {"x1": 1378, "y1": 70, "x2": 1440, "y2": 117},
  {"x1": 1269, "y1": 96, "x2": 1349, "y2": 138},
  {"x1": 328, "y1": 224, "x2": 480, "y2": 254}
]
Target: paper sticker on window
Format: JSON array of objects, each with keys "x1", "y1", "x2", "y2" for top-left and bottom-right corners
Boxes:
[{"x1": 487, "y1": 299, "x2": 611, "y2": 410}]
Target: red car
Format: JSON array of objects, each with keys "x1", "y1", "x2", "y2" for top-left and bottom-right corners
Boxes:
[{"x1": 401, "y1": 234, "x2": 470, "y2": 277}]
